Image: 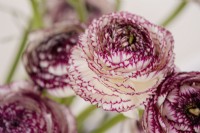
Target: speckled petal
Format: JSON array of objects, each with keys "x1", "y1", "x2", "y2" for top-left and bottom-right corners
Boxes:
[
  {"x1": 142, "y1": 72, "x2": 200, "y2": 133},
  {"x1": 0, "y1": 81, "x2": 77, "y2": 133},
  {"x1": 23, "y1": 22, "x2": 85, "y2": 97},
  {"x1": 68, "y1": 12, "x2": 175, "y2": 112}
]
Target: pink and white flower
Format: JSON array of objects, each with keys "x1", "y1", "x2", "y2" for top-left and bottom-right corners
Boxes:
[
  {"x1": 23, "y1": 22, "x2": 85, "y2": 97},
  {"x1": 0, "y1": 81, "x2": 77, "y2": 133},
  {"x1": 68, "y1": 12, "x2": 175, "y2": 112},
  {"x1": 142, "y1": 72, "x2": 200, "y2": 133}
]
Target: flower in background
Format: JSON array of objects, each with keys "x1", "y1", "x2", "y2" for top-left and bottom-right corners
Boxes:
[
  {"x1": 0, "y1": 81, "x2": 77, "y2": 133},
  {"x1": 23, "y1": 22, "x2": 85, "y2": 97},
  {"x1": 68, "y1": 12, "x2": 175, "y2": 112},
  {"x1": 44, "y1": 0, "x2": 116, "y2": 25},
  {"x1": 142, "y1": 72, "x2": 200, "y2": 133}
]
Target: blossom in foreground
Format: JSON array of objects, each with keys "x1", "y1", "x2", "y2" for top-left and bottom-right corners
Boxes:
[
  {"x1": 23, "y1": 22, "x2": 85, "y2": 97},
  {"x1": 0, "y1": 81, "x2": 76, "y2": 133},
  {"x1": 44, "y1": 0, "x2": 116, "y2": 25},
  {"x1": 142, "y1": 72, "x2": 200, "y2": 133},
  {"x1": 68, "y1": 12, "x2": 175, "y2": 112}
]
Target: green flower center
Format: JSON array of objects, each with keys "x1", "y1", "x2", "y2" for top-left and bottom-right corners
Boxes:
[{"x1": 189, "y1": 107, "x2": 200, "y2": 116}]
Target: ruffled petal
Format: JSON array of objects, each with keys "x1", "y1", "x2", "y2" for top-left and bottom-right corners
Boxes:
[{"x1": 68, "y1": 11, "x2": 175, "y2": 112}]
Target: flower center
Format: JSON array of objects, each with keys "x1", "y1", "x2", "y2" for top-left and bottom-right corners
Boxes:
[
  {"x1": 100, "y1": 22, "x2": 152, "y2": 54},
  {"x1": 185, "y1": 103, "x2": 200, "y2": 124},
  {"x1": 37, "y1": 32, "x2": 78, "y2": 65},
  {"x1": 0, "y1": 102, "x2": 47, "y2": 132},
  {"x1": 189, "y1": 107, "x2": 200, "y2": 116}
]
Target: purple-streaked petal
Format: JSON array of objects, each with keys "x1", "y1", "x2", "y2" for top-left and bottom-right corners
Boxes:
[
  {"x1": 0, "y1": 81, "x2": 77, "y2": 133},
  {"x1": 23, "y1": 22, "x2": 85, "y2": 97},
  {"x1": 68, "y1": 12, "x2": 175, "y2": 112},
  {"x1": 142, "y1": 72, "x2": 200, "y2": 133}
]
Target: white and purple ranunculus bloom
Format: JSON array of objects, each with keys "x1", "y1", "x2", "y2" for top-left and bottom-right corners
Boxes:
[
  {"x1": 44, "y1": 0, "x2": 116, "y2": 25},
  {"x1": 23, "y1": 22, "x2": 85, "y2": 97},
  {"x1": 142, "y1": 72, "x2": 200, "y2": 133},
  {"x1": 0, "y1": 81, "x2": 77, "y2": 133},
  {"x1": 68, "y1": 12, "x2": 175, "y2": 112}
]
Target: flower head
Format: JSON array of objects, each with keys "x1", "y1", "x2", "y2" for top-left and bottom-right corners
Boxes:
[
  {"x1": 0, "y1": 81, "x2": 76, "y2": 133},
  {"x1": 44, "y1": 0, "x2": 116, "y2": 25},
  {"x1": 23, "y1": 22, "x2": 85, "y2": 97},
  {"x1": 68, "y1": 12, "x2": 175, "y2": 112},
  {"x1": 142, "y1": 72, "x2": 200, "y2": 133}
]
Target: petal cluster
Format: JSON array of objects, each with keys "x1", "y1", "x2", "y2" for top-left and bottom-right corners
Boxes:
[
  {"x1": 23, "y1": 22, "x2": 85, "y2": 97},
  {"x1": 68, "y1": 12, "x2": 175, "y2": 112},
  {"x1": 0, "y1": 81, "x2": 76, "y2": 133},
  {"x1": 142, "y1": 72, "x2": 200, "y2": 133},
  {"x1": 44, "y1": 0, "x2": 116, "y2": 25}
]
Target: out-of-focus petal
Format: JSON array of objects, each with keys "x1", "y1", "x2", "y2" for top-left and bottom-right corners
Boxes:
[
  {"x1": 0, "y1": 81, "x2": 77, "y2": 133},
  {"x1": 23, "y1": 22, "x2": 85, "y2": 97}
]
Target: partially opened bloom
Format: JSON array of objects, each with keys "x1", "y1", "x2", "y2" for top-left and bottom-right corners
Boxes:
[
  {"x1": 0, "y1": 81, "x2": 76, "y2": 133},
  {"x1": 44, "y1": 0, "x2": 116, "y2": 25},
  {"x1": 68, "y1": 12, "x2": 175, "y2": 112},
  {"x1": 142, "y1": 72, "x2": 200, "y2": 133},
  {"x1": 23, "y1": 22, "x2": 85, "y2": 97}
]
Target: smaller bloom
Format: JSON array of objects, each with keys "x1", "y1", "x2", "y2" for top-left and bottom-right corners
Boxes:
[
  {"x1": 68, "y1": 12, "x2": 175, "y2": 112},
  {"x1": 44, "y1": 0, "x2": 116, "y2": 25},
  {"x1": 23, "y1": 22, "x2": 85, "y2": 97},
  {"x1": 142, "y1": 72, "x2": 200, "y2": 133},
  {"x1": 0, "y1": 81, "x2": 76, "y2": 133}
]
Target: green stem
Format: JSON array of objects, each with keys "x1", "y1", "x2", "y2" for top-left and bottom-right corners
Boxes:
[
  {"x1": 115, "y1": 0, "x2": 121, "y2": 11},
  {"x1": 5, "y1": 20, "x2": 32, "y2": 83},
  {"x1": 161, "y1": 0, "x2": 188, "y2": 27},
  {"x1": 91, "y1": 114, "x2": 127, "y2": 133},
  {"x1": 45, "y1": 93, "x2": 75, "y2": 107},
  {"x1": 68, "y1": 0, "x2": 88, "y2": 22},
  {"x1": 77, "y1": 105, "x2": 96, "y2": 130},
  {"x1": 30, "y1": 0, "x2": 43, "y2": 28}
]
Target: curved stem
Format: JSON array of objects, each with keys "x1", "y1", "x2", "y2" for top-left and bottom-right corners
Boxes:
[
  {"x1": 161, "y1": 0, "x2": 188, "y2": 27},
  {"x1": 68, "y1": 0, "x2": 88, "y2": 22},
  {"x1": 5, "y1": 0, "x2": 44, "y2": 83},
  {"x1": 30, "y1": 0, "x2": 43, "y2": 28},
  {"x1": 115, "y1": 0, "x2": 121, "y2": 11},
  {"x1": 77, "y1": 105, "x2": 96, "y2": 131},
  {"x1": 91, "y1": 114, "x2": 127, "y2": 133},
  {"x1": 5, "y1": 20, "x2": 32, "y2": 83}
]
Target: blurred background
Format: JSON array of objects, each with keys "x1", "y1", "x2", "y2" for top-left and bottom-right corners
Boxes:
[
  {"x1": 0, "y1": 0, "x2": 200, "y2": 83},
  {"x1": 0, "y1": 0, "x2": 200, "y2": 132}
]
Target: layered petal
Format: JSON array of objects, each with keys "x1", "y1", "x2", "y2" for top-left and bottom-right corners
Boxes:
[
  {"x1": 68, "y1": 12, "x2": 175, "y2": 112},
  {"x1": 23, "y1": 22, "x2": 85, "y2": 97},
  {"x1": 142, "y1": 72, "x2": 200, "y2": 133},
  {"x1": 0, "y1": 81, "x2": 77, "y2": 133}
]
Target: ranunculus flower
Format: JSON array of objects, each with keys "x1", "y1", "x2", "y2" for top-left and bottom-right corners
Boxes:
[
  {"x1": 68, "y1": 12, "x2": 175, "y2": 112},
  {"x1": 44, "y1": 0, "x2": 116, "y2": 25},
  {"x1": 142, "y1": 72, "x2": 200, "y2": 133},
  {"x1": 23, "y1": 22, "x2": 85, "y2": 97},
  {"x1": 0, "y1": 81, "x2": 77, "y2": 133}
]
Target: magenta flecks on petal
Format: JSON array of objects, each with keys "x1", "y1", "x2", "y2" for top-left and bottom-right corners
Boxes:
[
  {"x1": 142, "y1": 72, "x2": 200, "y2": 133},
  {"x1": 23, "y1": 22, "x2": 85, "y2": 97},
  {"x1": 44, "y1": 0, "x2": 116, "y2": 25},
  {"x1": 0, "y1": 81, "x2": 77, "y2": 133},
  {"x1": 68, "y1": 11, "x2": 175, "y2": 112}
]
